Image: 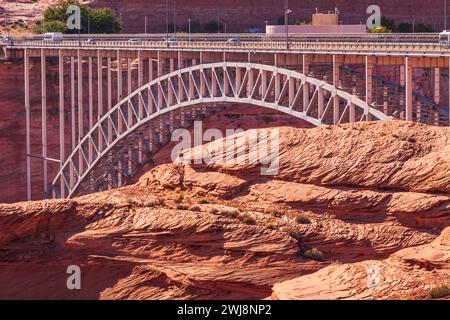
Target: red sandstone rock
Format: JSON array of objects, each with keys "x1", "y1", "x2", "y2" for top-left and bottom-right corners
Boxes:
[{"x1": 0, "y1": 121, "x2": 448, "y2": 299}]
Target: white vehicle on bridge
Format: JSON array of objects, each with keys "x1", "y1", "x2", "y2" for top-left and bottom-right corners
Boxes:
[
  {"x1": 43, "y1": 32, "x2": 63, "y2": 42},
  {"x1": 226, "y1": 38, "x2": 241, "y2": 44},
  {"x1": 164, "y1": 38, "x2": 178, "y2": 45},
  {"x1": 128, "y1": 38, "x2": 142, "y2": 44},
  {"x1": 439, "y1": 30, "x2": 450, "y2": 45}
]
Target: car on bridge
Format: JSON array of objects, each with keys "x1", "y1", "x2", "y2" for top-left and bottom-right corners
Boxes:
[
  {"x1": 226, "y1": 38, "x2": 241, "y2": 45},
  {"x1": 439, "y1": 30, "x2": 450, "y2": 46},
  {"x1": 164, "y1": 38, "x2": 179, "y2": 46},
  {"x1": 43, "y1": 32, "x2": 63, "y2": 42},
  {"x1": 128, "y1": 38, "x2": 142, "y2": 44}
]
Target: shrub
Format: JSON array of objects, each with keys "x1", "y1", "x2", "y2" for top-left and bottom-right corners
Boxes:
[
  {"x1": 220, "y1": 209, "x2": 239, "y2": 218},
  {"x1": 269, "y1": 210, "x2": 284, "y2": 218},
  {"x1": 157, "y1": 197, "x2": 165, "y2": 206},
  {"x1": 176, "y1": 204, "x2": 189, "y2": 210},
  {"x1": 190, "y1": 205, "x2": 201, "y2": 212},
  {"x1": 301, "y1": 248, "x2": 324, "y2": 261},
  {"x1": 198, "y1": 198, "x2": 209, "y2": 204},
  {"x1": 174, "y1": 194, "x2": 184, "y2": 204},
  {"x1": 210, "y1": 207, "x2": 219, "y2": 214},
  {"x1": 295, "y1": 215, "x2": 311, "y2": 225},
  {"x1": 239, "y1": 213, "x2": 256, "y2": 225},
  {"x1": 265, "y1": 221, "x2": 277, "y2": 230},
  {"x1": 429, "y1": 285, "x2": 450, "y2": 299}
]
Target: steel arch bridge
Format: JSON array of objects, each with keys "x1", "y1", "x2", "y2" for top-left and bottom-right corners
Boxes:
[{"x1": 51, "y1": 62, "x2": 390, "y2": 198}]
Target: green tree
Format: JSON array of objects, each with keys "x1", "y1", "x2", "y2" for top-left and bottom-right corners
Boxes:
[
  {"x1": 34, "y1": 0, "x2": 122, "y2": 34},
  {"x1": 204, "y1": 20, "x2": 219, "y2": 33},
  {"x1": 397, "y1": 22, "x2": 413, "y2": 33},
  {"x1": 415, "y1": 23, "x2": 434, "y2": 32},
  {"x1": 381, "y1": 16, "x2": 396, "y2": 31},
  {"x1": 33, "y1": 20, "x2": 68, "y2": 34}
]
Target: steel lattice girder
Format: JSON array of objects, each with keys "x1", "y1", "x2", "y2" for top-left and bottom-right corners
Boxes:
[{"x1": 51, "y1": 62, "x2": 391, "y2": 199}]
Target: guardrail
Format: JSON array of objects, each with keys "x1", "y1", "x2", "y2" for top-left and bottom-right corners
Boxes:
[
  {"x1": 6, "y1": 39, "x2": 450, "y2": 55},
  {"x1": 1, "y1": 32, "x2": 444, "y2": 42}
]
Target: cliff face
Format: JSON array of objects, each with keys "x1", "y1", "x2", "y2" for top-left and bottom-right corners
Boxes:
[
  {"x1": 0, "y1": 122, "x2": 448, "y2": 300},
  {"x1": 1, "y1": 0, "x2": 449, "y2": 33},
  {"x1": 90, "y1": 0, "x2": 450, "y2": 33}
]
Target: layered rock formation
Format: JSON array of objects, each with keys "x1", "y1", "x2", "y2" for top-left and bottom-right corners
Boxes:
[
  {"x1": 1, "y1": 1, "x2": 449, "y2": 33},
  {"x1": 0, "y1": 121, "x2": 448, "y2": 299}
]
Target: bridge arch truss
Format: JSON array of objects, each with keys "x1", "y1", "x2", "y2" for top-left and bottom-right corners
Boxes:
[{"x1": 51, "y1": 62, "x2": 390, "y2": 198}]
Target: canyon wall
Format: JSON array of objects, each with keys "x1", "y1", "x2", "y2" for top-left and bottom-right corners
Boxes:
[{"x1": 91, "y1": 0, "x2": 449, "y2": 33}]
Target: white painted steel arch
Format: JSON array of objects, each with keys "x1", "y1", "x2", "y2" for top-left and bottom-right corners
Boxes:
[{"x1": 51, "y1": 62, "x2": 390, "y2": 198}]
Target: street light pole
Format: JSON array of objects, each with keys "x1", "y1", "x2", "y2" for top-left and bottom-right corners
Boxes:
[
  {"x1": 217, "y1": 14, "x2": 220, "y2": 34},
  {"x1": 173, "y1": 0, "x2": 176, "y2": 34},
  {"x1": 145, "y1": 16, "x2": 148, "y2": 34},
  {"x1": 166, "y1": 0, "x2": 169, "y2": 40},
  {"x1": 284, "y1": 0, "x2": 289, "y2": 49},
  {"x1": 188, "y1": 19, "x2": 191, "y2": 42},
  {"x1": 445, "y1": 0, "x2": 448, "y2": 30}
]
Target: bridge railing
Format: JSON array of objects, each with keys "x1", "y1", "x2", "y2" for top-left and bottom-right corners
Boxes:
[{"x1": 8, "y1": 39, "x2": 450, "y2": 54}]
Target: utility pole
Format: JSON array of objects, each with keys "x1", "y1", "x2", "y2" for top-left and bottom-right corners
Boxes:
[
  {"x1": 188, "y1": 18, "x2": 191, "y2": 42},
  {"x1": 145, "y1": 16, "x2": 148, "y2": 34},
  {"x1": 166, "y1": 0, "x2": 169, "y2": 40},
  {"x1": 217, "y1": 14, "x2": 220, "y2": 34},
  {"x1": 284, "y1": 0, "x2": 290, "y2": 49},
  {"x1": 173, "y1": 0, "x2": 176, "y2": 34},
  {"x1": 445, "y1": 0, "x2": 448, "y2": 30}
]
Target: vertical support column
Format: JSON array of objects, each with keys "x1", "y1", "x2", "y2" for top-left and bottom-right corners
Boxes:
[
  {"x1": 77, "y1": 50, "x2": 83, "y2": 143},
  {"x1": 365, "y1": 56, "x2": 374, "y2": 121},
  {"x1": 275, "y1": 72, "x2": 281, "y2": 101},
  {"x1": 349, "y1": 102, "x2": 356, "y2": 123},
  {"x1": 24, "y1": 49, "x2": 31, "y2": 200},
  {"x1": 69, "y1": 56, "x2": 75, "y2": 189},
  {"x1": 248, "y1": 68, "x2": 255, "y2": 97},
  {"x1": 318, "y1": 87, "x2": 324, "y2": 119},
  {"x1": 236, "y1": 67, "x2": 242, "y2": 96},
  {"x1": 157, "y1": 51, "x2": 164, "y2": 108},
  {"x1": 77, "y1": 50, "x2": 84, "y2": 175},
  {"x1": 70, "y1": 57, "x2": 76, "y2": 151},
  {"x1": 117, "y1": 51, "x2": 123, "y2": 186},
  {"x1": 434, "y1": 67, "x2": 441, "y2": 125},
  {"x1": 97, "y1": 51, "x2": 104, "y2": 151},
  {"x1": 107, "y1": 57, "x2": 113, "y2": 141},
  {"x1": 288, "y1": 76, "x2": 295, "y2": 107},
  {"x1": 189, "y1": 58, "x2": 196, "y2": 99},
  {"x1": 117, "y1": 51, "x2": 123, "y2": 132},
  {"x1": 107, "y1": 56, "x2": 113, "y2": 190},
  {"x1": 88, "y1": 57, "x2": 93, "y2": 165},
  {"x1": 127, "y1": 57, "x2": 132, "y2": 124},
  {"x1": 383, "y1": 85, "x2": 388, "y2": 115},
  {"x1": 405, "y1": 57, "x2": 413, "y2": 122},
  {"x1": 302, "y1": 54, "x2": 310, "y2": 112},
  {"x1": 41, "y1": 49, "x2": 48, "y2": 196},
  {"x1": 333, "y1": 55, "x2": 341, "y2": 124},
  {"x1": 127, "y1": 56, "x2": 133, "y2": 174},
  {"x1": 169, "y1": 58, "x2": 175, "y2": 103},
  {"x1": 399, "y1": 64, "x2": 406, "y2": 120},
  {"x1": 178, "y1": 51, "x2": 185, "y2": 101},
  {"x1": 261, "y1": 70, "x2": 267, "y2": 99},
  {"x1": 58, "y1": 50, "x2": 65, "y2": 198},
  {"x1": 138, "y1": 51, "x2": 144, "y2": 163},
  {"x1": 148, "y1": 57, "x2": 154, "y2": 114}
]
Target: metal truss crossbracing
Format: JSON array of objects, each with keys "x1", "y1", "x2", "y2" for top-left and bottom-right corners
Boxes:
[{"x1": 51, "y1": 62, "x2": 389, "y2": 199}]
